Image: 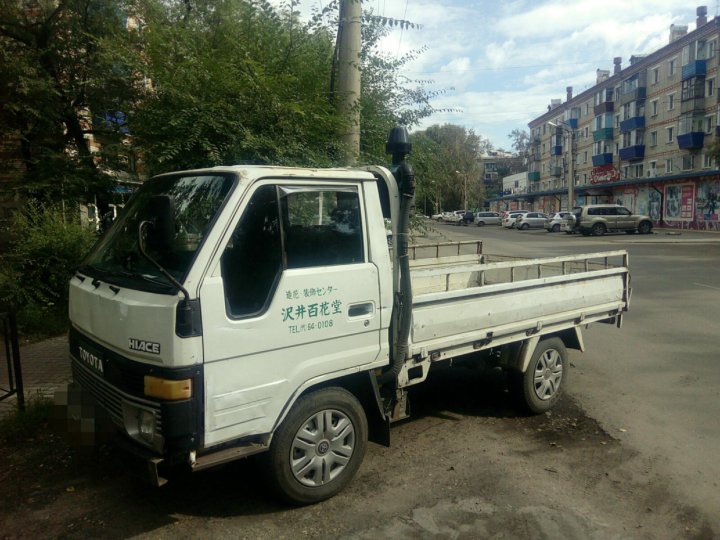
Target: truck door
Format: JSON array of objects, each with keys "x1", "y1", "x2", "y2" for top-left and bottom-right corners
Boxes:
[{"x1": 198, "y1": 181, "x2": 383, "y2": 447}]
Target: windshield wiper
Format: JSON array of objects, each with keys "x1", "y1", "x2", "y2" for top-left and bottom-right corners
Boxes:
[{"x1": 117, "y1": 270, "x2": 174, "y2": 289}]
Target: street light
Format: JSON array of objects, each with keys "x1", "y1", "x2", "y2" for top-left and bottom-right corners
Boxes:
[
  {"x1": 548, "y1": 120, "x2": 576, "y2": 211},
  {"x1": 455, "y1": 170, "x2": 468, "y2": 210}
]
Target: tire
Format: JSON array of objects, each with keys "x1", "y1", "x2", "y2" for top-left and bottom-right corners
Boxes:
[
  {"x1": 510, "y1": 337, "x2": 568, "y2": 414},
  {"x1": 520, "y1": 223, "x2": 529, "y2": 230},
  {"x1": 265, "y1": 387, "x2": 368, "y2": 505},
  {"x1": 476, "y1": 221, "x2": 485, "y2": 227},
  {"x1": 592, "y1": 223, "x2": 606, "y2": 236},
  {"x1": 551, "y1": 224, "x2": 560, "y2": 233},
  {"x1": 638, "y1": 221, "x2": 652, "y2": 234}
]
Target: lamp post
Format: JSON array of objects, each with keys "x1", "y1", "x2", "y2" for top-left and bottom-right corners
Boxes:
[
  {"x1": 455, "y1": 170, "x2": 468, "y2": 210},
  {"x1": 548, "y1": 121, "x2": 576, "y2": 211}
]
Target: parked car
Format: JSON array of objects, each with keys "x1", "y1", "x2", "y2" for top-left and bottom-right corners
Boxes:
[
  {"x1": 544, "y1": 212, "x2": 572, "y2": 233},
  {"x1": 502, "y1": 211, "x2": 530, "y2": 228},
  {"x1": 474, "y1": 211, "x2": 501, "y2": 226},
  {"x1": 444, "y1": 210, "x2": 466, "y2": 225},
  {"x1": 516, "y1": 212, "x2": 549, "y2": 230},
  {"x1": 565, "y1": 204, "x2": 653, "y2": 236},
  {"x1": 433, "y1": 211, "x2": 455, "y2": 222},
  {"x1": 460, "y1": 210, "x2": 475, "y2": 225}
]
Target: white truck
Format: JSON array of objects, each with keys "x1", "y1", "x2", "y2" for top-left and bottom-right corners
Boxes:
[{"x1": 65, "y1": 130, "x2": 630, "y2": 504}]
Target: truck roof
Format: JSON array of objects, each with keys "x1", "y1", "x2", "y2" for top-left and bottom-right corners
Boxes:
[{"x1": 152, "y1": 165, "x2": 379, "y2": 182}]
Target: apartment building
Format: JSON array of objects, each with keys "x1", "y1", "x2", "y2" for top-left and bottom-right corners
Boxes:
[{"x1": 498, "y1": 6, "x2": 720, "y2": 230}]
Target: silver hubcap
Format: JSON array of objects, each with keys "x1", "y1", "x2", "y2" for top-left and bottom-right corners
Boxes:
[
  {"x1": 533, "y1": 349, "x2": 563, "y2": 400},
  {"x1": 290, "y1": 409, "x2": 355, "y2": 487}
]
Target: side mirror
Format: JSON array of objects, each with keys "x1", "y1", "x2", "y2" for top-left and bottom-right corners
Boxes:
[{"x1": 146, "y1": 195, "x2": 176, "y2": 252}]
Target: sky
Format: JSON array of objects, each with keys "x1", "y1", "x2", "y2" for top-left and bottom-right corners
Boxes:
[{"x1": 282, "y1": 0, "x2": 709, "y2": 152}]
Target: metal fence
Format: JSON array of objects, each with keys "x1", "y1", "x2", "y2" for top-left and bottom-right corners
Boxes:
[{"x1": 0, "y1": 310, "x2": 24, "y2": 411}]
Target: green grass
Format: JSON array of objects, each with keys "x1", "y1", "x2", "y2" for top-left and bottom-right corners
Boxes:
[{"x1": 0, "y1": 394, "x2": 54, "y2": 444}]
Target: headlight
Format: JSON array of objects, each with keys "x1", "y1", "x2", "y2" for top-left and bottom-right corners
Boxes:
[
  {"x1": 138, "y1": 409, "x2": 155, "y2": 442},
  {"x1": 144, "y1": 376, "x2": 192, "y2": 400}
]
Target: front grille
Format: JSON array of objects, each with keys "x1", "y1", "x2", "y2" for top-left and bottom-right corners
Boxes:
[{"x1": 72, "y1": 357, "x2": 163, "y2": 435}]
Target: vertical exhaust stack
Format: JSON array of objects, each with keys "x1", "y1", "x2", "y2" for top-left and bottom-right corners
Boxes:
[
  {"x1": 614, "y1": 57, "x2": 622, "y2": 75},
  {"x1": 381, "y1": 126, "x2": 415, "y2": 386},
  {"x1": 566, "y1": 86, "x2": 573, "y2": 102}
]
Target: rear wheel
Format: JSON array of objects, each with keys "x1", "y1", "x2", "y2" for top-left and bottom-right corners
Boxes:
[
  {"x1": 510, "y1": 337, "x2": 568, "y2": 414},
  {"x1": 638, "y1": 221, "x2": 652, "y2": 234},
  {"x1": 520, "y1": 223, "x2": 529, "y2": 230},
  {"x1": 266, "y1": 388, "x2": 367, "y2": 505},
  {"x1": 551, "y1": 224, "x2": 560, "y2": 233},
  {"x1": 592, "y1": 223, "x2": 606, "y2": 236},
  {"x1": 476, "y1": 221, "x2": 485, "y2": 227}
]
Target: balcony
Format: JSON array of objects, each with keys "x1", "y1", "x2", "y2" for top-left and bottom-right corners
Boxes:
[
  {"x1": 551, "y1": 145, "x2": 563, "y2": 156},
  {"x1": 681, "y1": 96, "x2": 705, "y2": 114},
  {"x1": 593, "y1": 128, "x2": 614, "y2": 141},
  {"x1": 682, "y1": 60, "x2": 707, "y2": 80},
  {"x1": 619, "y1": 116, "x2": 645, "y2": 132},
  {"x1": 677, "y1": 132, "x2": 705, "y2": 149},
  {"x1": 619, "y1": 145, "x2": 645, "y2": 161},
  {"x1": 620, "y1": 87, "x2": 646, "y2": 105},
  {"x1": 593, "y1": 101, "x2": 614, "y2": 115},
  {"x1": 528, "y1": 171, "x2": 540, "y2": 181},
  {"x1": 592, "y1": 153, "x2": 613, "y2": 166},
  {"x1": 567, "y1": 118, "x2": 579, "y2": 129},
  {"x1": 550, "y1": 166, "x2": 562, "y2": 177}
]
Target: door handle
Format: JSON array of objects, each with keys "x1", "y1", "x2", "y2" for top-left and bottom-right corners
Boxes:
[{"x1": 348, "y1": 302, "x2": 374, "y2": 318}]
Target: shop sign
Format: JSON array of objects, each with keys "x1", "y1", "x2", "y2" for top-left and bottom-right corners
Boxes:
[{"x1": 590, "y1": 165, "x2": 620, "y2": 185}]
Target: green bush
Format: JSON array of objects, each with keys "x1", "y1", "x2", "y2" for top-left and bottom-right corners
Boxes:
[{"x1": 0, "y1": 203, "x2": 96, "y2": 338}]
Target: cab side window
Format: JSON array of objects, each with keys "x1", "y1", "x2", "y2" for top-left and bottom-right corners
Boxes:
[
  {"x1": 280, "y1": 187, "x2": 364, "y2": 269},
  {"x1": 221, "y1": 185, "x2": 282, "y2": 317}
]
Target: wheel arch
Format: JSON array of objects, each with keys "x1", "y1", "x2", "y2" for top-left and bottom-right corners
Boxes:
[
  {"x1": 272, "y1": 371, "x2": 389, "y2": 448},
  {"x1": 515, "y1": 327, "x2": 583, "y2": 373}
]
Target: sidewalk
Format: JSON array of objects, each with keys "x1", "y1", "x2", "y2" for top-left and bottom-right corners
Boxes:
[{"x1": 0, "y1": 335, "x2": 71, "y2": 417}]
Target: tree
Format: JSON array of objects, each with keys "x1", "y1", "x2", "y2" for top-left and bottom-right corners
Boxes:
[
  {"x1": 508, "y1": 128, "x2": 531, "y2": 157},
  {"x1": 411, "y1": 124, "x2": 489, "y2": 211},
  {"x1": 0, "y1": 0, "x2": 140, "y2": 212}
]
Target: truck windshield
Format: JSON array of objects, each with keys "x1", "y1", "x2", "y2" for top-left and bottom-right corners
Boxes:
[{"x1": 80, "y1": 173, "x2": 235, "y2": 292}]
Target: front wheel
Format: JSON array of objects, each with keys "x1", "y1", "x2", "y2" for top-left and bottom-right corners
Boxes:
[
  {"x1": 476, "y1": 221, "x2": 485, "y2": 227},
  {"x1": 592, "y1": 223, "x2": 606, "y2": 236},
  {"x1": 520, "y1": 223, "x2": 529, "y2": 230},
  {"x1": 510, "y1": 337, "x2": 568, "y2": 414},
  {"x1": 551, "y1": 224, "x2": 560, "y2": 233},
  {"x1": 265, "y1": 388, "x2": 368, "y2": 505},
  {"x1": 638, "y1": 221, "x2": 653, "y2": 234}
]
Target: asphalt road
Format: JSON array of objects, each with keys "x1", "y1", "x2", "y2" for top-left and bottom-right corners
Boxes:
[{"x1": 431, "y1": 221, "x2": 720, "y2": 526}]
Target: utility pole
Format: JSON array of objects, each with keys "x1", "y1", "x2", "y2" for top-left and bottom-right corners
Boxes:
[{"x1": 336, "y1": 0, "x2": 362, "y2": 166}]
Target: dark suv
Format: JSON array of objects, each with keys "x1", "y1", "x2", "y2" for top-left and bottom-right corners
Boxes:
[{"x1": 567, "y1": 204, "x2": 653, "y2": 236}]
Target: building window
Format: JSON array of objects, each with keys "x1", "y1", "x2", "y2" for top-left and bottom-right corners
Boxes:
[
  {"x1": 650, "y1": 131, "x2": 658, "y2": 146},
  {"x1": 667, "y1": 93, "x2": 675, "y2": 110},
  {"x1": 682, "y1": 155, "x2": 694, "y2": 171},
  {"x1": 651, "y1": 66, "x2": 660, "y2": 85},
  {"x1": 584, "y1": 103, "x2": 589, "y2": 116},
  {"x1": 709, "y1": 39, "x2": 717, "y2": 58},
  {"x1": 634, "y1": 164, "x2": 644, "y2": 178},
  {"x1": 668, "y1": 58, "x2": 677, "y2": 77},
  {"x1": 584, "y1": 126, "x2": 589, "y2": 138},
  {"x1": 703, "y1": 153, "x2": 713, "y2": 168},
  {"x1": 666, "y1": 158, "x2": 673, "y2": 173},
  {"x1": 707, "y1": 78, "x2": 715, "y2": 97},
  {"x1": 649, "y1": 161, "x2": 657, "y2": 176},
  {"x1": 615, "y1": 114, "x2": 620, "y2": 128},
  {"x1": 651, "y1": 99, "x2": 659, "y2": 116},
  {"x1": 622, "y1": 166, "x2": 629, "y2": 178},
  {"x1": 583, "y1": 151, "x2": 588, "y2": 163},
  {"x1": 705, "y1": 115, "x2": 714, "y2": 134},
  {"x1": 666, "y1": 126, "x2": 674, "y2": 143}
]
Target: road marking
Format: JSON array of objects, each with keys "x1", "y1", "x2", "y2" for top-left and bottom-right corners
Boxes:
[{"x1": 693, "y1": 282, "x2": 720, "y2": 290}]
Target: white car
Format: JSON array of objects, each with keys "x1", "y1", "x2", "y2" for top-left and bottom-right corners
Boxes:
[
  {"x1": 544, "y1": 212, "x2": 572, "y2": 233},
  {"x1": 502, "y1": 211, "x2": 530, "y2": 228},
  {"x1": 444, "y1": 210, "x2": 466, "y2": 224},
  {"x1": 516, "y1": 212, "x2": 549, "y2": 230}
]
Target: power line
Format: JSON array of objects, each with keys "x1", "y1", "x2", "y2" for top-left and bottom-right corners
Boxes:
[{"x1": 396, "y1": 0, "x2": 410, "y2": 55}]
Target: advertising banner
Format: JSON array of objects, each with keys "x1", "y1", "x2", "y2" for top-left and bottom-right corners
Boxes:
[{"x1": 664, "y1": 184, "x2": 695, "y2": 221}]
